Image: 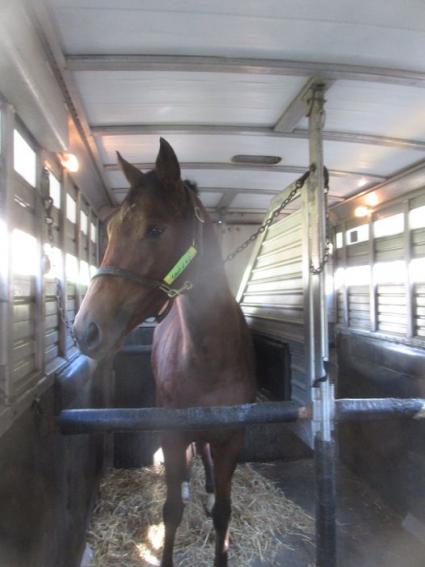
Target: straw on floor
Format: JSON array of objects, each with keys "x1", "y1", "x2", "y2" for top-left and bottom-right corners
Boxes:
[{"x1": 87, "y1": 458, "x2": 314, "y2": 566}]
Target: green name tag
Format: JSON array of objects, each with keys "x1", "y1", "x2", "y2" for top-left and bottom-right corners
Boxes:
[{"x1": 163, "y1": 245, "x2": 197, "y2": 285}]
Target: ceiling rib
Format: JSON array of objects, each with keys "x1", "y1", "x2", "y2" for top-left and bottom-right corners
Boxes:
[
  {"x1": 105, "y1": 161, "x2": 386, "y2": 180},
  {"x1": 91, "y1": 124, "x2": 425, "y2": 152},
  {"x1": 67, "y1": 54, "x2": 425, "y2": 88},
  {"x1": 111, "y1": 185, "x2": 346, "y2": 201},
  {"x1": 273, "y1": 77, "x2": 334, "y2": 133}
]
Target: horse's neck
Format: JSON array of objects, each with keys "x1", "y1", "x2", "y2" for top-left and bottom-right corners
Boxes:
[{"x1": 176, "y1": 222, "x2": 234, "y2": 336}]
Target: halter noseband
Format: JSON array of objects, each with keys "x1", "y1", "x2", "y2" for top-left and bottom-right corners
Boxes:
[{"x1": 91, "y1": 187, "x2": 204, "y2": 312}]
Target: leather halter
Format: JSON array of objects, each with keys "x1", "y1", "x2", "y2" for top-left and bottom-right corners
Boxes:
[{"x1": 91, "y1": 185, "x2": 205, "y2": 321}]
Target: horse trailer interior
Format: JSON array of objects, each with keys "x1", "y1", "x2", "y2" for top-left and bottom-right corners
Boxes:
[{"x1": 2, "y1": 1, "x2": 425, "y2": 566}]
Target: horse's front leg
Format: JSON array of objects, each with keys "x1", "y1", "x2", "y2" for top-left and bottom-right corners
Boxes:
[
  {"x1": 161, "y1": 437, "x2": 188, "y2": 567},
  {"x1": 210, "y1": 433, "x2": 243, "y2": 567}
]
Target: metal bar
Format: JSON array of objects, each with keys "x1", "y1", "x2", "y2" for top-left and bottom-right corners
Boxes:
[
  {"x1": 57, "y1": 397, "x2": 425, "y2": 435},
  {"x1": 66, "y1": 54, "x2": 425, "y2": 88},
  {"x1": 91, "y1": 123, "x2": 425, "y2": 152},
  {"x1": 315, "y1": 434, "x2": 336, "y2": 567},
  {"x1": 0, "y1": 102, "x2": 14, "y2": 403},
  {"x1": 105, "y1": 160, "x2": 385, "y2": 181},
  {"x1": 335, "y1": 398, "x2": 425, "y2": 421},
  {"x1": 57, "y1": 402, "x2": 311, "y2": 435},
  {"x1": 274, "y1": 77, "x2": 334, "y2": 133}
]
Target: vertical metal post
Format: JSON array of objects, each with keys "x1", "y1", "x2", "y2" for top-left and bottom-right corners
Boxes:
[
  {"x1": 59, "y1": 170, "x2": 68, "y2": 357},
  {"x1": 369, "y1": 212, "x2": 377, "y2": 332},
  {"x1": 306, "y1": 84, "x2": 336, "y2": 567},
  {"x1": 403, "y1": 200, "x2": 414, "y2": 338},
  {"x1": 0, "y1": 102, "x2": 14, "y2": 403}
]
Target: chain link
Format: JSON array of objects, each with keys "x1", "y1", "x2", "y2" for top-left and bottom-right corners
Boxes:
[
  {"x1": 41, "y1": 168, "x2": 77, "y2": 350},
  {"x1": 223, "y1": 169, "x2": 312, "y2": 264}
]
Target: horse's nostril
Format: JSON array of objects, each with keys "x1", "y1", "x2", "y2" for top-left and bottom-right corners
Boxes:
[{"x1": 86, "y1": 321, "x2": 101, "y2": 349}]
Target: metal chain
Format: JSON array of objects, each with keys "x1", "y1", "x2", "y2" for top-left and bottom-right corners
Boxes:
[
  {"x1": 309, "y1": 166, "x2": 331, "y2": 275},
  {"x1": 223, "y1": 168, "x2": 312, "y2": 264},
  {"x1": 41, "y1": 168, "x2": 77, "y2": 350}
]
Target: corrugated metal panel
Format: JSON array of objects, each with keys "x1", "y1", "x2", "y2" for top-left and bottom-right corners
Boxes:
[
  {"x1": 11, "y1": 275, "x2": 37, "y2": 398},
  {"x1": 44, "y1": 278, "x2": 60, "y2": 365},
  {"x1": 412, "y1": 228, "x2": 425, "y2": 258},
  {"x1": 348, "y1": 285, "x2": 370, "y2": 330},
  {"x1": 240, "y1": 208, "x2": 307, "y2": 406},
  {"x1": 415, "y1": 284, "x2": 425, "y2": 338},
  {"x1": 375, "y1": 234, "x2": 404, "y2": 262},
  {"x1": 376, "y1": 284, "x2": 406, "y2": 335}
]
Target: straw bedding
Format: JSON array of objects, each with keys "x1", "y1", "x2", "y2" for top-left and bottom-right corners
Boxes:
[{"x1": 87, "y1": 458, "x2": 314, "y2": 566}]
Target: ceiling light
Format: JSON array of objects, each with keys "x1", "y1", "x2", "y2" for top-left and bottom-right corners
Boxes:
[
  {"x1": 365, "y1": 192, "x2": 379, "y2": 207},
  {"x1": 60, "y1": 152, "x2": 79, "y2": 173},
  {"x1": 354, "y1": 206, "x2": 370, "y2": 218},
  {"x1": 231, "y1": 154, "x2": 282, "y2": 165}
]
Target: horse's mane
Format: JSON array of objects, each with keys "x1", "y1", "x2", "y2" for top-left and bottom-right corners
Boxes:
[{"x1": 184, "y1": 180, "x2": 199, "y2": 194}]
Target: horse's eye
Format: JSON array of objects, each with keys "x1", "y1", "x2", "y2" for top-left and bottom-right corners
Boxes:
[{"x1": 145, "y1": 225, "x2": 164, "y2": 239}]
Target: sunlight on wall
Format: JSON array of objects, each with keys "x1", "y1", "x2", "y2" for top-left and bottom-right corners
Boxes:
[
  {"x1": 65, "y1": 253, "x2": 79, "y2": 283},
  {"x1": 409, "y1": 206, "x2": 425, "y2": 230},
  {"x1": 410, "y1": 258, "x2": 425, "y2": 283},
  {"x1": 49, "y1": 171, "x2": 61, "y2": 209},
  {"x1": 44, "y1": 244, "x2": 62, "y2": 279},
  {"x1": 14, "y1": 130, "x2": 36, "y2": 187},
  {"x1": 346, "y1": 265, "x2": 370, "y2": 287},
  {"x1": 80, "y1": 260, "x2": 90, "y2": 286},
  {"x1": 374, "y1": 213, "x2": 404, "y2": 238},
  {"x1": 66, "y1": 194, "x2": 76, "y2": 223},
  {"x1": 11, "y1": 229, "x2": 37, "y2": 275},
  {"x1": 374, "y1": 261, "x2": 406, "y2": 284}
]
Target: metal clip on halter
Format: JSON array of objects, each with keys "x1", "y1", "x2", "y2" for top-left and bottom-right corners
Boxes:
[{"x1": 159, "y1": 280, "x2": 194, "y2": 298}]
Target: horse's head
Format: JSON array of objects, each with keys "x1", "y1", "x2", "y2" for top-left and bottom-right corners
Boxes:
[{"x1": 73, "y1": 138, "x2": 198, "y2": 359}]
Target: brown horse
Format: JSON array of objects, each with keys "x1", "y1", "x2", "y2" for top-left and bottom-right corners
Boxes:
[{"x1": 73, "y1": 138, "x2": 256, "y2": 567}]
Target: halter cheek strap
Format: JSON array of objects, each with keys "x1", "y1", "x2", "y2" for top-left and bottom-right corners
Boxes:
[{"x1": 91, "y1": 186, "x2": 205, "y2": 304}]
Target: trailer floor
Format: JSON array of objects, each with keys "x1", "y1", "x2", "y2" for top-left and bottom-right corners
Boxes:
[{"x1": 252, "y1": 458, "x2": 425, "y2": 567}]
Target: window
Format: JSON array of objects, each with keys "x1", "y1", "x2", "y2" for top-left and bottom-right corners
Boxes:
[
  {"x1": 346, "y1": 224, "x2": 369, "y2": 245},
  {"x1": 66, "y1": 194, "x2": 76, "y2": 223},
  {"x1": 374, "y1": 261, "x2": 406, "y2": 284},
  {"x1": 345, "y1": 265, "x2": 370, "y2": 287},
  {"x1": 14, "y1": 130, "x2": 36, "y2": 186},
  {"x1": 49, "y1": 172, "x2": 61, "y2": 209},
  {"x1": 336, "y1": 232, "x2": 343, "y2": 249},
  {"x1": 90, "y1": 221, "x2": 97, "y2": 243},
  {"x1": 409, "y1": 206, "x2": 425, "y2": 230},
  {"x1": 80, "y1": 210, "x2": 88, "y2": 235},
  {"x1": 374, "y1": 213, "x2": 404, "y2": 238},
  {"x1": 80, "y1": 260, "x2": 90, "y2": 286},
  {"x1": 11, "y1": 229, "x2": 38, "y2": 275},
  {"x1": 65, "y1": 253, "x2": 79, "y2": 283}
]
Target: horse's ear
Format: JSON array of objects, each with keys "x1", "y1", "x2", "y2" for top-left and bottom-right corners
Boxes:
[
  {"x1": 116, "y1": 151, "x2": 145, "y2": 188},
  {"x1": 155, "y1": 138, "x2": 181, "y2": 184}
]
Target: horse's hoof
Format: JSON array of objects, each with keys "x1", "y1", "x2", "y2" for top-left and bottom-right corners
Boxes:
[{"x1": 181, "y1": 481, "x2": 191, "y2": 504}]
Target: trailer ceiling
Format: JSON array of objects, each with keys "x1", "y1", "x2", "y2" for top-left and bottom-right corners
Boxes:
[{"x1": 43, "y1": 0, "x2": 425, "y2": 219}]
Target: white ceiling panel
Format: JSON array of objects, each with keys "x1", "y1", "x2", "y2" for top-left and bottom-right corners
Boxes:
[
  {"x1": 99, "y1": 134, "x2": 422, "y2": 178},
  {"x1": 51, "y1": 1, "x2": 425, "y2": 72},
  {"x1": 107, "y1": 168, "x2": 299, "y2": 192},
  {"x1": 198, "y1": 192, "x2": 223, "y2": 208},
  {"x1": 299, "y1": 81, "x2": 425, "y2": 141},
  {"x1": 231, "y1": 193, "x2": 274, "y2": 210},
  {"x1": 74, "y1": 71, "x2": 306, "y2": 126}
]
